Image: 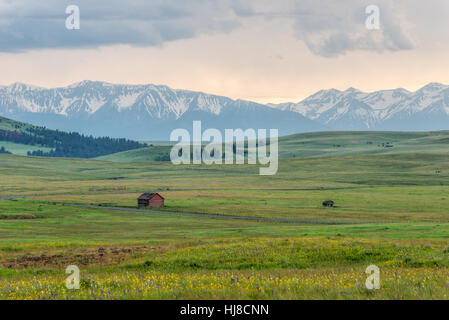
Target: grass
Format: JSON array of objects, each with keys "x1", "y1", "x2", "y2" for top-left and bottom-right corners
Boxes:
[
  {"x1": 27, "y1": 185, "x2": 449, "y2": 223},
  {"x1": 3, "y1": 120, "x2": 449, "y2": 162},
  {"x1": 3, "y1": 151, "x2": 449, "y2": 223},
  {"x1": 99, "y1": 130, "x2": 449, "y2": 162},
  {"x1": 2, "y1": 267, "x2": 449, "y2": 299},
  {"x1": 129, "y1": 238, "x2": 449, "y2": 271},
  {"x1": 276, "y1": 131, "x2": 449, "y2": 159},
  {"x1": 0, "y1": 141, "x2": 53, "y2": 156},
  {"x1": 0, "y1": 116, "x2": 35, "y2": 133},
  {"x1": 1, "y1": 133, "x2": 449, "y2": 299},
  {"x1": 1, "y1": 199, "x2": 449, "y2": 246},
  {"x1": 97, "y1": 145, "x2": 172, "y2": 162},
  {"x1": 1, "y1": 238, "x2": 449, "y2": 299}
]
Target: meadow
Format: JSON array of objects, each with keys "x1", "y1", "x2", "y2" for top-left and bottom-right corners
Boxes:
[
  {"x1": 98, "y1": 131, "x2": 449, "y2": 161},
  {"x1": 0, "y1": 131, "x2": 449, "y2": 299}
]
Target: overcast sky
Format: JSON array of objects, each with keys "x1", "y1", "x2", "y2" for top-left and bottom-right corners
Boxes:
[{"x1": 1, "y1": 0, "x2": 448, "y2": 103}]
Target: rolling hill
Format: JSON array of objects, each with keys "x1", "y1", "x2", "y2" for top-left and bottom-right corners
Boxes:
[
  {"x1": 275, "y1": 131, "x2": 449, "y2": 158},
  {"x1": 97, "y1": 130, "x2": 449, "y2": 162},
  {"x1": 97, "y1": 145, "x2": 172, "y2": 162},
  {"x1": 3, "y1": 113, "x2": 449, "y2": 162},
  {"x1": 0, "y1": 116, "x2": 144, "y2": 158}
]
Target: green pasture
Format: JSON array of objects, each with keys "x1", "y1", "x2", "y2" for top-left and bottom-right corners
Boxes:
[{"x1": 1, "y1": 130, "x2": 449, "y2": 299}]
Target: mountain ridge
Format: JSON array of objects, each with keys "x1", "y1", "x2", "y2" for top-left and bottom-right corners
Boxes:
[
  {"x1": 268, "y1": 82, "x2": 449, "y2": 131},
  {"x1": 0, "y1": 81, "x2": 323, "y2": 140},
  {"x1": 1, "y1": 81, "x2": 449, "y2": 139}
]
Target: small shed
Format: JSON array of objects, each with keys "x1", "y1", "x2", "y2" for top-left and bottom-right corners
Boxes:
[
  {"x1": 322, "y1": 200, "x2": 334, "y2": 207},
  {"x1": 138, "y1": 193, "x2": 164, "y2": 207}
]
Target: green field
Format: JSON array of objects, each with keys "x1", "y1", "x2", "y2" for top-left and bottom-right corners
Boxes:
[
  {"x1": 97, "y1": 145, "x2": 172, "y2": 162},
  {"x1": 97, "y1": 130, "x2": 449, "y2": 162},
  {"x1": 0, "y1": 116, "x2": 34, "y2": 132},
  {"x1": 0, "y1": 141, "x2": 53, "y2": 156},
  {"x1": 0, "y1": 117, "x2": 53, "y2": 155},
  {"x1": 1, "y1": 131, "x2": 449, "y2": 299}
]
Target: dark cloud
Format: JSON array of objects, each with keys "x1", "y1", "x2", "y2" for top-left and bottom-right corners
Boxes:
[
  {"x1": 0, "y1": 0, "x2": 428, "y2": 56},
  {"x1": 0, "y1": 0, "x2": 240, "y2": 52}
]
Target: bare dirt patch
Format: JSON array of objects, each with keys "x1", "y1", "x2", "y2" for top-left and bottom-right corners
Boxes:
[
  {"x1": 0, "y1": 214, "x2": 37, "y2": 220},
  {"x1": 1, "y1": 245, "x2": 166, "y2": 269}
]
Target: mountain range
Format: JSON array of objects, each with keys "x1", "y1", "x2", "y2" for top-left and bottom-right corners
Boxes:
[
  {"x1": 0, "y1": 81, "x2": 321, "y2": 140},
  {"x1": 0, "y1": 81, "x2": 448, "y2": 140},
  {"x1": 268, "y1": 83, "x2": 449, "y2": 131}
]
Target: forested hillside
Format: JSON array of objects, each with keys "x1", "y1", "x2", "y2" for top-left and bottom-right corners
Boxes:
[{"x1": 0, "y1": 116, "x2": 145, "y2": 158}]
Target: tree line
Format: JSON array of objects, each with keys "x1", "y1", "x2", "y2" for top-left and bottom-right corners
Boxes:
[
  {"x1": 0, "y1": 146, "x2": 12, "y2": 154},
  {"x1": 0, "y1": 127, "x2": 145, "y2": 158}
]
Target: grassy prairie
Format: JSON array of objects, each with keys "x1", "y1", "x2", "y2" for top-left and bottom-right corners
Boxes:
[
  {"x1": 1, "y1": 198, "x2": 449, "y2": 245},
  {"x1": 0, "y1": 141, "x2": 52, "y2": 156},
  {"x1": 0, "y1": 238, "x2": 448, "y2": 299},
  {"x1": 0, "y1": 116, "x2": 35, "y2": 132},
  {"x1": 97, "y1": 145, "x2": 172, "y2": 162},
  {"x1": 2, "y1": 151, "x2": 449, "y2": 223},
  {"x1": 1, "y1": 135, "x2": 449, "y2": 299},
  {"x1": 276, "y1": 131, "x2": 449, "y2": 158},
  {"x1": 2, "y1": 267, "x2": 449, "y2": 300},
  {"x1": 24, "y1": 186, "x2": 449, "y2": 223},
  {"x1": 99, "y1": 130, "x2": 449, "y2": 162}
]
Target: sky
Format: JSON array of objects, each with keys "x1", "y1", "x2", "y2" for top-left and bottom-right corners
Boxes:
[{"x1": 0, "y1": 0, "x2": 449, "y2": 103}]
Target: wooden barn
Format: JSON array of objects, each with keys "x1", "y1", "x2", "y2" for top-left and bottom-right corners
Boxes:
[{"x1": 138, "y1": 193, "x2": 164, "y2": 207}]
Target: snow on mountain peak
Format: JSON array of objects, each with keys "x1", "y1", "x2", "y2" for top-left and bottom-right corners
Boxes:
[
  {"x1": 115, "y1": 92, "x2": 141, "y2": 111},
  {"x1": 418, "y1": 82, "x2": 447, "y2": 92},
  {"x1": 0, "y1": 81, "x2": 237, "y2": 119},
  {"x1": 269, "y1": 83, "x2": 449, "y2": 129},
  {"x1": 7, "y1": 82, "x2": 43, "y2": 92},
  {"x1": 2, "y1": 81, "x2": 449, "y2": 134},
  {"x1": 344, "y1": 87, "x2": 361, "y2": 94},
  {"x1": 68, "y1": 80, "x2": 113, "y2": 88}
]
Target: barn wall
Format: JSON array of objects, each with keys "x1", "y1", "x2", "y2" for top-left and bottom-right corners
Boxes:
[
  {"x1": 149, "y1": 200, "x2": 164, "y2": 207},
  {"x1": 138, "y1": 200, "x2": 149, "y2": 207}
]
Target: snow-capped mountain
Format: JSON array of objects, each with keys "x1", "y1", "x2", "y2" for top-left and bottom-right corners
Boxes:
[
  {"x1": 269, "y1": 83, "x2": 449, "y2": 131},
  {"x1": 0, "y1": 81, "x2": 323, "y2": 139},
  {"x1": 2, "y1": 81, "x2": 449, "y2": 139}
]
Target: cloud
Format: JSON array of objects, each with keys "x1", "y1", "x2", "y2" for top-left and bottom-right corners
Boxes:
[
  {"x1": 293, "y1": 0, "x2": 415, "y2": 57},
  {"x1": 0, "y1": 0, "x2": 436, "y2": 56},
  {"x1": 0, "y1": 0, "x2": 240, "y2": 52},
  {"x1": 231, "y1": 0, "x2": 416, "y2": 57}
]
